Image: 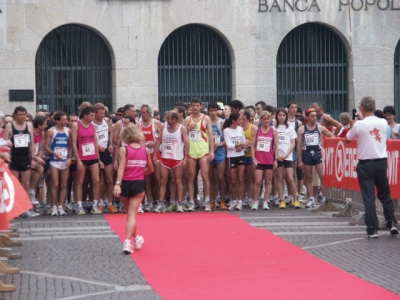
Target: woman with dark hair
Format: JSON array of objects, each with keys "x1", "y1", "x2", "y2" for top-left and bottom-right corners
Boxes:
[
  {"x1": 383, "y1": 105, "x2": 400, "y2": 139},
  {"x1": 275, "y1": 108, "x2": 299, "y2": 209},
  {"x1": 223, "y1": 113, "x2": 246, "y2": 210}
]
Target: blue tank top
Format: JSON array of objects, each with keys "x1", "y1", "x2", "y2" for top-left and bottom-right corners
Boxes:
[
  {"x1": 49, "y1": 127, "x2": 69, "y2": 162},
  {"x1": 211, "y1": 120, "x2": 225, "y2": 161},
  {"x1": 302, "y1": 124, "x2": 321, "y2": 152}
]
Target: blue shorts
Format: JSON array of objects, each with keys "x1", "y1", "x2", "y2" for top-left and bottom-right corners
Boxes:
[
  {"x1": 244, "y1": 156, "x2": 253, "y2": 166},
  {"x1": 302, "y1": 150, "x2": 323, "y2": 166},
  {"x1": 210, "y1": 156, "x2": 225, "y2": 167},
  {"x1": 99, "y1": 149, "x2": 113, "y2": 167}
]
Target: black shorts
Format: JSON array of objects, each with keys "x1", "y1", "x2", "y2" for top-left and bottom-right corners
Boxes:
[
  {"x1": 70, "y1": 163, "x2": 77, "y2": 172},
  {"x1": 277, "y1": 160, "x2": 293, "y2": 169},
  {"x1": 228, "y1": 156, "x2": 245, "y2": 169},
  {"x1": 256, "y1": 163, "x2": 273, "y2": 171},
  {"x1": 121, "y1": 180, "x2": 145, "y2": 198},
  {"x1": 10, "y1": 155, "x2": 31, "y2": 172},
  {"x1": 82, "y1": 159, "x2": 99, "y2": 167},
  {"x1": 296, "y1": 167, "x2": 304, "y2": 180},
  {"x1": 99, "y1": 149, "x2": 113, "y2": 167}
]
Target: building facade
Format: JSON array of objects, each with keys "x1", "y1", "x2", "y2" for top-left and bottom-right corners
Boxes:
[{"x1": 0, "y1": 0, "x2": 400, "y2": 118}]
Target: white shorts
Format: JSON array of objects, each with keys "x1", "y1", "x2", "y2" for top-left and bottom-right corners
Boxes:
[{"x1": 50, "y1": 161, "x2": 70, "y2": 170}]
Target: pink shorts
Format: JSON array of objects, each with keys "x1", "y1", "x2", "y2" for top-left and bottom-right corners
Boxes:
[{"x1": 161, "y1": 158, "x2": 182, "y2": 169}]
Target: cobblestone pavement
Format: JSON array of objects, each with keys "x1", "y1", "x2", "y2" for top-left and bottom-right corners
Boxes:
[{"x1": 1, "y1": 204, "x2": 399, "y2": 299}]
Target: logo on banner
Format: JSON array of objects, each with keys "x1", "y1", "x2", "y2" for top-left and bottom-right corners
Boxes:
[
  {"x1": 335, "y1": 141, "x2": 345, "y2": 182},
  {"x1": 0, "y1": 171, "x2": 15, "y2": 214}
]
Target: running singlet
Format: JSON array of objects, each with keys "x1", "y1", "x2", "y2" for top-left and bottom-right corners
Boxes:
[
  {"x1": 277, "y1": 125, "x2": 297, "y2": 161},
  {"x1": 302, "y1": 124, "x2": 321, "y2": 152},
  {"x1": 254, "y1": 127, "x2": 274, "y2": 165},
  {"x1": 188, "y1": 115, "x2": 209, "y2": 158},
  {"x1": 161, "y1": 124, "x2": 184, "y2": 161},
  {"x1": 211, "y1": 120, "x2": 225, "y2": 161},
  {"x1": 243, "y1": 124, "x2": 254, "y2": 157},
  {"x1": 77, "y1": 120, "x2": 98, "y2": 160},
  {"x1": 122, "y1": 145, "x2": 147, "y2": 181},
  {"x1": 49, "y1": 127, "x2": 69, "y2": 162},
  {"x1": 93, "y1": 119, "x2": 109, "y2": 149},
  {"x1": 33, "y1": 132, "x2": 43, "y2": 156},
  {"x1": 141, "y1": 119, "x2": 158, "y2": 153},
  {"x1": 10, "y1": 122, "x2": 31, "y2": 157}
]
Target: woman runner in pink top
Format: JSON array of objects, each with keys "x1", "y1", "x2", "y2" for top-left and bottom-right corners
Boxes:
[
  {"x1": 113, "y1": 124, "x2": 154, "y2": 254},
  {"x1": 251, "y1": 111, "x2": 279, "y2": 211}
]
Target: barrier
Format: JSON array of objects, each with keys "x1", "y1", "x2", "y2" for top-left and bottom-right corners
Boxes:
[{"x1": 321, "y1": 138, "x2": 400, "y2": 225}]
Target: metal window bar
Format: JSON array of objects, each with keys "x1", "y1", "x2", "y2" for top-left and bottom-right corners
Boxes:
[
  {"x1": 158, "y1": 24, "x2": 232, "y2": 114},
  {"x1": 35, "y1": 25, "x2": 112, "y2": 115},
  {"x1": 277, "y1": 23, "x2": 348, "y2": 119}
]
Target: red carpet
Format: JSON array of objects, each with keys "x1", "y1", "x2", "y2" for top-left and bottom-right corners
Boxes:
[{"x1": 105, "y1": 213, "x2": 400, "y2": 300}]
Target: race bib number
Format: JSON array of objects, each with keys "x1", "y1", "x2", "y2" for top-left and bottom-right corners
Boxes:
[
  {"x1": 96, "y1": 129, "x2": 108, "y2": 144},
  {"x1": 82, "y1": 143, "x2": 95, "y2": 156},
  {"x1": 213, "y1": 135, "x2": 221, "y2": 145},
  {"x1": 232, "y1": 137, "x2": 242, "y2": 146},
  {"x1": 54, "y1": 147, "x2": 68, "y2": 159},
  {"x1": 164, "y1": 142, "x2": 175, "y2": 155},
  {"x1": 278, "y1": 132, "x2": 290, "y2": 144},
  {"x1": 304, "y1": 133, "x2": 319, "y2": 146},
  {"x1": 257, "y1": 137, "x2": 271, "y2": 152},
  {"x1": 14, "y1": 134, "x2": 29, "y2": 148},
  {"x1": 190, "y1": 130, "x2": 200, "y2": 141}
]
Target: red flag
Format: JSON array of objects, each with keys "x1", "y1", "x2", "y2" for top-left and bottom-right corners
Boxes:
[{"x1": 0, "y1": 160, "x2": 32, "y2": 221}]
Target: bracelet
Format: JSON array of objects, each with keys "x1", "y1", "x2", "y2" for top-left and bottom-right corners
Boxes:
[{"x1": 115, "y1": 181, "x2": 121, "y2": 185}]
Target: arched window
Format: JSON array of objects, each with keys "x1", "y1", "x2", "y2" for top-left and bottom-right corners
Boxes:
[
  {"x1": 277, "y1": 23, "x2": 348, "y2": 119},
  {"x1": 158, "y1": 24, "x2": 232, "y2": 113},
  {"x1": 35, "y1": 25, "x2": 112, "y2": 114},
  {"x1": 395, "y1": 40, "x2": 400, "y2": 122}
]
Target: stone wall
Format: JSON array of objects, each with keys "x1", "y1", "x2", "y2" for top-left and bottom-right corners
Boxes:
[{"x1": 0, "y1": 0, "x2": 399, "y2": 113}]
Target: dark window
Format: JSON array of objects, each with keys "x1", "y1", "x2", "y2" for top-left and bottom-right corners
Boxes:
[
  {"x1": 35, "y1": 25, "x2": 112, "y2": 114},
  {"x1": 158, "y1": 24, "x2": 232, "y2": 113},
  {"x1": 277, "y1": 23, "x2": 348, "y2": 119},
  {"x1": 395, "y1": 41, "x2": 400, "y2": 122}
]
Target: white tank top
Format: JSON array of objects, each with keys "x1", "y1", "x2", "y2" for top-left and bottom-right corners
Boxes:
[
  {"x1": 92, "y1": 119, "x2": 109, "y2": 149},
  {"x1": 161, "y1": 124, "x2": 184, "y2": 160}
]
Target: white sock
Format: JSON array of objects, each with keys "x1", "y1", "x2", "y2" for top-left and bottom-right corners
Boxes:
[
  {"x1": 238, "y1": 200, "x2": 242, "y2": 204},
  {"x1": 309, "y1": 197, "x2": 315, "y2": 201},
  {"x1": 99, "y1": 199, "x2": 104, "y2": 206},
  {"x1": 124, "y1": 239, "x2": 131, "y2": 244},
  {"x1": 77, "y1": 201, "x2": 83, "y2": 208},
  {"x1": 93, "y1": 200, "x2": 98, "y2": 207},
  {"x1": 204, "y1": 196, "x2": 210, "y2": 202}
]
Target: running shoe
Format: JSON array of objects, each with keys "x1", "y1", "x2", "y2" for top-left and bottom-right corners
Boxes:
[
  {"x1": 210, "y1": 201, "x2": 215, "y2": 210},
  {"x1": 235, "y1": 202, "x2": 243, "y2": 211},
  {"x1": 58, "y1": 206, "x2": 67, "y2": 216},
  {"x1": 219, "y1": 201, "x2": 227, "y2": 210},
  {"x1": 366, "y1": 230, "x2": 378, "y2": 239},
  {"x1": 251, "y1": 201, "x2": 259, "y2": 211},
  {"x1": 137, "y1": 203, "x2": 144, "y2": 213},
  {"x1": 107, "y1": 204, "x2": 118, "y2": 213},
  {"x1": 51, "y1": 206, "x2": 58, "y2": 216},
  {"x1": 205, "y1": 201, "x2": 211, "y2": 212},
  {"x1": 176, "y1": 202, "x2": 184, "y2": 213},
  {"x1": 305, "y1": 199, "x2": 315, "y2": 208},
  {"x1": 144, "y1": 203, "x2": 153, "y2": 212},
  {"x1": 389, "y1": 222, "x2": 399, "y2": 236},
  {"x1": 274, "y1": 198, "x2": 280, "y2": 207},
  {"x1": 154, "y1": 202, "x2": 166, "y2": 213},
  {"x1": 134, "y1": 235, "x2": 145, "y2": 249},
  {"x1": 24, "y1": 209, "x2": 39, "y2": 218},
  {"x1": 91, "y1": 206, "x2": 101, "y2": 215},
  {"x1": 318, "y1": 196, "x2": 326, "y2": 204},
  {"x1": 166, "y1": 202, "x2": 176, "y2": 212},
  {"x1": 77, "y1": 207, "x2": 86, "y2": 215},
  {"x1": 278, "y1": 200, "x2": 286, "y2": 209},
  {"x1": 285, "y1": 194, "x2": 293, "y2": 205},
  {"x1": 228, "y1": 201, "x2": 237, "y2": 211},
  {"x1": 187, "y1": 201, "x2": 195, "y2": 212},
  {"x1": 122, "y1": 241, "x2": 133, "y2": 254},
  {"x1": 65, "y1": 202, "x2": 74, "y2": 212},
  {"x1": 293, "y1": 200, "x2": 301, "y2": 209},
  {"x1": 263, "y1": 201, "x2": 270, "y2": 210},
  {"x1": 98, "y1": 205, "x2": 104, "y2": 213}
]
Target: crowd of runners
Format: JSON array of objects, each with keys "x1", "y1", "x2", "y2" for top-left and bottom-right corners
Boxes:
[{"x1": 0, "y1": 98, "x2": 399, "y2": 218}]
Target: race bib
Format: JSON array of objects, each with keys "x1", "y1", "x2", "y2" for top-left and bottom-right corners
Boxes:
[
  {"x1": 96, "y1": 129, "x2": 108, "y2": 144},
  {"x1": 14, "y1": 134, "x2": 29, "y2": 148},
  {"x1": 213, "y1": 135, "x2": 221, "y2": 145},
  {"x1": 304, "y1": 133, "x2": 319, "y2": 146},
  {"x1": 232, "y1": 137, "x2": 242, "y2": 146},
  {"x1": 163, "y1": 142, "x2": 175, "y2": 155},
  {"x1": 54, "y1": 147, "x2": 68, "y2": 159},
  {"x1": 278, "y1": 132, "x2": 290, "y2": 144},
  {"x1": 257, "y1": 137, "x2": 271, "y2": 152},
  {"x1": 190, "y1": 130, "x2": 200, "y2": 141},
  {"x1": 82, "y1": 143, "x2": 95, "y2": 156}
]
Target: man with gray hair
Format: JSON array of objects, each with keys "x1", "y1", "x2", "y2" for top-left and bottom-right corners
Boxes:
[{"x1": 346, "y1": 96, "x2": 398, "y2": 238}]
